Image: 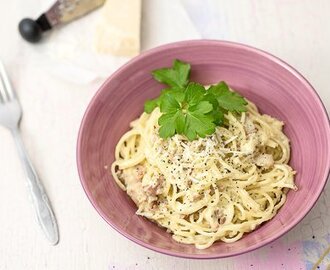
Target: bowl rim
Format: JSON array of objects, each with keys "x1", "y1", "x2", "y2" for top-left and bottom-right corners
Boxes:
[{"x1": 77, "y1": 39, "x2": 330, "y2": 259}]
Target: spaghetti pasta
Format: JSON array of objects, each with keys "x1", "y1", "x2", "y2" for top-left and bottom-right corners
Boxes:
[{"x1": 111, "y1": 100, "x2": 296, "y2": 249}]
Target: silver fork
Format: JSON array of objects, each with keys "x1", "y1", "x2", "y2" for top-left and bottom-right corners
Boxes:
[{"x1": 0, "y1": 61, "x2": 59, "y2": 245}]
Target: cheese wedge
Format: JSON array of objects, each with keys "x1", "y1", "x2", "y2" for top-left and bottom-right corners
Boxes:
[{"x1": 94, "y1": 0, "x2": 141, "y2": 56}]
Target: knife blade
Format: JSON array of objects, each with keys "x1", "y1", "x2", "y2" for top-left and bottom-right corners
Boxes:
[{"x1": 19, "y1": 0, "x2": 106, "y2": 43}]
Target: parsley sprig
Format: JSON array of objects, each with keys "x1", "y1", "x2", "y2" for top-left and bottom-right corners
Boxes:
[{"x1": 144, "y1": 59, "x2": 247, "y2": 140}]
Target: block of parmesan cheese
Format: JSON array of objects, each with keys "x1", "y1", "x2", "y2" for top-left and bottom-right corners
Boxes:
[{"x1": 94, "y1": 0, "x2": 141, "y2": 57}]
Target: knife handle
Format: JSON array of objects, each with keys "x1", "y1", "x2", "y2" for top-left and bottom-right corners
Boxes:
[{"x1": 18, "y1": 14, "x2": 52, "y2": 43}]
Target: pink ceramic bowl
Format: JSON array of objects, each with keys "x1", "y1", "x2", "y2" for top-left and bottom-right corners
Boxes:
[{"x1": 77, "y1": 40, "x2": 330, "y2": 259}]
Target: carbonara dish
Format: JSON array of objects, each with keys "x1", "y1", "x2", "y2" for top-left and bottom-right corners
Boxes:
[{"x1": 111, "y1": 100, "x2": 296, "y2": 249}]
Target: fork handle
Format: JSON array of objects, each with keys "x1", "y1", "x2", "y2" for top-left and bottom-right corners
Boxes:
[{"x1": 11, "y1": 128, "x2": 59, "y2": 245}]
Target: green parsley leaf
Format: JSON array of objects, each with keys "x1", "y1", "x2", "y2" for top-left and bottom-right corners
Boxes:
[
  {"x1": 158, "y1": 111, "x2": 183, "y2": 138},
  {"x1": 161, "y1": 87, "x2": 185, "y2": 103},
  {"x1": 185, "y1": 111, "x2": 215, "y2": 140},
  {"x1": 185, "y1": 100, "x2": 216, "y2": 140},
  {"x1": 159, "y1": 94, "x2": 180, "y2": 113},
  {"x1": 175, "y1": 111, "x2": 185, "y2": 134},
  {"x1": 184, "y1": 83, "x2": 206, "y2": 106},
  {"x1": 188, "y1": 101, "x2": 213, "y2": 114},
  {"x1": 203, "y1": 93, "x2": 224, "y2": 125},
  {"x1": 208, "y1": 107, "x2": 225, "y2": 126},
  {"x1": 144, "y1": 87, "x2": 185, "y2": 113},
  {"x1": 159, "y1": 119, "x2": 176, "y2": 138},
  {"x1": 157, "y1": 84, "x2": 217, "y2": 140},
  {"x1": 152, "y1": 59, "x2": 190, "y2": 88},
  {"x1": 144, "y1": 98, "x2": 159, "y2": 113},
  {"x1": 144, "y1": 60, "x2": 248, "y2": 140},
  {"x1": 158, "y1": 112, "x2": 175, "y2": 125},
  {"x1": 208, "y1": 81, "x2": 247, "y2": 112}
]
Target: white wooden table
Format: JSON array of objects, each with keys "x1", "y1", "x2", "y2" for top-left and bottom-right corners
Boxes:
[{"x1": 0, "y1": 1, "x2": 329, "y2": 269}]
